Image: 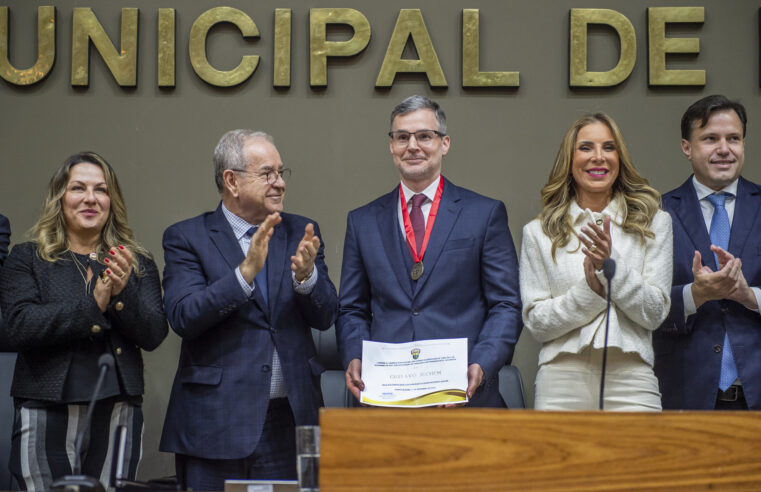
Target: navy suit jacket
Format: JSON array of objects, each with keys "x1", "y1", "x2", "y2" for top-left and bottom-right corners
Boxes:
[
  {"x1": 336, "y1": 178, "x2": 522, "y2": 407},
  {"x1": 654, "y1": 176, "x2": 761, "y2": 409},
  {"x1": 159, "y1": 204, "x2": 338, "y2": 459}
]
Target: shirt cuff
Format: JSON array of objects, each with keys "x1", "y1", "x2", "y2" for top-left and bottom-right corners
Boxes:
[
  {"x1": 292, "y1": 268, "x2": 318, "y2": 294},
  {"x1": 683, "y1": 283, "x2": 697, "y2": 317},
  {"x1": 235, "y1": 266, "x2": 255, "y2": 297},
  {"x1": 749, "y1": 287, "x2": 761, "y2": 313}
]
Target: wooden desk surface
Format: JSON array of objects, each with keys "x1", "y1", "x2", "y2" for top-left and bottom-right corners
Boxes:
[{"x1": 320, "y1": 409, "x2": 761, "y2": 491}]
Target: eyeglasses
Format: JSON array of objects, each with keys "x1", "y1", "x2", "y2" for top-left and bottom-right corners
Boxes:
[
  {"x1": 388, "y1": 129, "x2": 446, "y2": 147},
  {"x1": 233, "y1": 168, "x2": 292, "y2": 184}
]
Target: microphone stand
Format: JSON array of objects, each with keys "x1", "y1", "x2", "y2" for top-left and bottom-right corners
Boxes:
[
  {"x1": 51, "y1": 353, "x2": 115, "y2": 492},
  {"x1": 599, "y1": 258, "x2": 616, "y2": 411}
]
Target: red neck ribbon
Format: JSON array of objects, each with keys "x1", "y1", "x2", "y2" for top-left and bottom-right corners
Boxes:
[{"x1": 399, "y1": 178, "x2": 444, "y2": 263}]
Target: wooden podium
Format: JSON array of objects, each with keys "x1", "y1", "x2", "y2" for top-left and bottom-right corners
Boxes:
[{"x1": 319, "y1": 408, "x2": 761, "y2": 491}]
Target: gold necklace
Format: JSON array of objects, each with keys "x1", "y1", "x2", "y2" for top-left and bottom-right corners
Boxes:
[{"x1": 69, "y1": 250, "x2": 94, "y2": 295}]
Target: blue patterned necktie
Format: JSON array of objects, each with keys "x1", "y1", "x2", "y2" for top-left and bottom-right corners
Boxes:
[
  {"x1": 705, "y1": 193, "x2": 737, "y2": 391},
  {"x1": 246, "y1": 226, "x2": 268, "y2": 306}
]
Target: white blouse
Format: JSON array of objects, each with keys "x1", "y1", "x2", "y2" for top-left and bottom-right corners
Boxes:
[{"x1": 520, "y1": 196, "x2": 673, "y2": 367}]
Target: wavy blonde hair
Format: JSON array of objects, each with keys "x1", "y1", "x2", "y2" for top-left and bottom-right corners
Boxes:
[
  {"x1": 539, "y1": 113, "x2": 661, "y2": 261},
  {"x1": 30, "y1": 151, "x2": 149, "y2": 270}
]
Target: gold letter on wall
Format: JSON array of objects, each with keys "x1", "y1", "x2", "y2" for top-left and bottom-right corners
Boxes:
[
  {"x1": 462, "y1": 9, "x2": 518, "y2": 88},
  {"x1": 0, "y1": 6, "x2": 55, "y2": 86},
  {"x1": 569, "y1": 8, "x2": 635, "y2": 87},
  {"x1": 189, "y1": 7, "x2": 259, "y2": 87},
  {"x1": 648, "y1": 7, "x2": 705, "y2": 86},
  {"x1": 309, "y1": 8, "x2": 370, "y2": 87},
  {"x1": 158, "y1": 8, "x2": 175, "y2": 87},
  {"x1": 376, "y1": 9, "x2": 447, "y2": 88},
  {"x1": 71, "y1": 7, "x2": 138, "y2": 87},
  {"x1": 273, "y1": 8, "x2": 291, "y2": 87}
]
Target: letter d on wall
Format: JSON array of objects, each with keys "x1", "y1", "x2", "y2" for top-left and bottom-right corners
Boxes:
[{"x1": 569, "y1": 8, "x2": 636, "y2": 87}]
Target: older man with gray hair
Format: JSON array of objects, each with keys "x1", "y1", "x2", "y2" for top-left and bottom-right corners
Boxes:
[{"x1": 160, "y1": 130, "x2": 338, "y2": 490}]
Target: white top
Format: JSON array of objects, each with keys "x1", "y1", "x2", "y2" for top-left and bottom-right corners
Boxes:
[{"x1": 520, "y1": 195, "x2": 673, "y2": 367}]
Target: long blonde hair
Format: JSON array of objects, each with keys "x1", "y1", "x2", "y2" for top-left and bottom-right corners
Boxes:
[
  {"x1": 30, "y1": 151, "x2": 149, "y2": 269},
  {"x1": 539, "y1": 113, "x2": 661, "y2": 261}
]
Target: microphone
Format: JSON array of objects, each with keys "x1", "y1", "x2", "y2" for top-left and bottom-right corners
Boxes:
[
  {"x1": 603, "y1": 258, "x2": 616, "y2": 281},
  {"x1": 599, "y1": 258, "x2": 616, "y2": 410},
  {"x1": 50, "y1": 353, "x2": 115, "y2": 492}
]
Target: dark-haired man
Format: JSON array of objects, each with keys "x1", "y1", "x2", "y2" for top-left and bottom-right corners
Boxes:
[
  {"x1": 655, "y1": 95, "x2": 761, "y2": 410},
  {"x1": 336, "y1": 95, "x2": 522, "y2": 407}
]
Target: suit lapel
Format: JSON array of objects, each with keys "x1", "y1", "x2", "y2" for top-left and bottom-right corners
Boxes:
[
  {"x1": 208, "y1": 204, "x2": 246, "y2": 270},
  {"x1": 670, "y1": 178, "x2": 714, "y2": 266},
  {"x1": 208, "y1": 203, "x2": 268, "y2": 314},
  {"x1": 729, "y1": 177, "x2": 761, "y2": 256},
  {"x1": 413, "y1": 178, "x2": 461, "y2": 295},
  {"x1": 266, "y1": 221, "x2": 288, "y2": 318},
  {"x1": 377, "y1": 187, "x2": 414, "y2": 299}
]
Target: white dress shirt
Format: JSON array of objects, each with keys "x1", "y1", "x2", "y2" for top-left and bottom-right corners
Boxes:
[{"x1": 397, "y1": 175, "x2": 441, "y2": 235}]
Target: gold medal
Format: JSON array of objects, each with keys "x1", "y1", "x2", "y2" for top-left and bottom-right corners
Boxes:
[{"x1": 411, "y1": 261, "x2": 424, "y2": 280}]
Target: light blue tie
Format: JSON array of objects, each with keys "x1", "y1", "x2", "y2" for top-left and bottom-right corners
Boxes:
[
  {"x1": 705, "y1": 193, "x2": 737, "y2": 391},
  {"x1": 246, "y1": 226, "x2": 268, "y2": 306}
]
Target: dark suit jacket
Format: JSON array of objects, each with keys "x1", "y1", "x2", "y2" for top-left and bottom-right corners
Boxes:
[
  {"x1": 159, "y1": 204, "x2": 338, "y2": 460},
  {"x1": 0, "y1": 214, "x2": 9, "y2": 338},
  {"x1": 0, "y1": 242, "x2": 167, "y2": 400},
  {"x1": 0, "y1": 214, "x2": 9, "y2": 267},
  {"x1": 655, "y1": 176, "x2": 761, "y2": 409},
  {"x1": 336, "y1": 178, "x2": 522, "y2": 407}
]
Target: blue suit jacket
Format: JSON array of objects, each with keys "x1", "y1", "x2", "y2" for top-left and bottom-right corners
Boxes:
[
  {"x1": 654, "y1": 176, "x2": 761, "y2": 409},
  {"x1": 336, "y1": 178, "x2": 522, "y2": 407},
  {"x1": 159, "y1": 204, "x2": 338, "y2": 459}
]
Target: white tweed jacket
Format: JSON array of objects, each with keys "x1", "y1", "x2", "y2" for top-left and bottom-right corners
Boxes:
[{"x1": 520, "y1": 196, "x2": 673, "y2": 367}]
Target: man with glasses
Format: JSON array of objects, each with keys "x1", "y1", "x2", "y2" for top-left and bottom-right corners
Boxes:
[
  {"x1": 337, "y1": 95, "x2": 522, "y2": 407},
  {"x1": 160, "y1": 130, "x2": 338, "y2": 489}
]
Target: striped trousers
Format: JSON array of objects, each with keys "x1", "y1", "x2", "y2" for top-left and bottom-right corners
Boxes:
[{"x1": 10, "y1": 398, "x2": 143, "y2": 492}]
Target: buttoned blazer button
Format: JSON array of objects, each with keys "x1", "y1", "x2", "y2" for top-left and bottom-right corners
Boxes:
[
  {"x1": 91, "y1": 324, "x2": 101, "y2": 334},
  {"x1": 262, "y1": 365, "x2": 271, "y2": 372},
  {"x1": 115, "y1": 347, "x2": 122, "y2": 355},
  {"x1": 714, "y1": 345, "x2": 722, "y2": 353},
  {"x1": 115, "y1": 301, "x2": 124, "y2": 311},
  {"x1": 412, "y1": 309, "x2": 419, "y2": 316},
  {"x1": 721, "y1": 306, "x2": 729, "y2": 313}
]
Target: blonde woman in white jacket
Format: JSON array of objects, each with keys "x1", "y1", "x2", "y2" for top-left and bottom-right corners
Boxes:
[{"x1": 521, "y1": 113, "x2": 672, "y2": 411}]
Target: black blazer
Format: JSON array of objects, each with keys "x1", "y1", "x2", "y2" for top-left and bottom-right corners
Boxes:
[
  {"x1": 0, "y1": 242, "x2": 168, "y2": 401},
  {"x1": 0, "y1": 214, "x2": 10, "y2": 340}
]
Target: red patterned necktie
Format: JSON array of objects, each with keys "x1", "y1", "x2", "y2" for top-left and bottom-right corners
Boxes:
[{"x1": 410, "y1": 194, "x2": 427, "y2": 255}]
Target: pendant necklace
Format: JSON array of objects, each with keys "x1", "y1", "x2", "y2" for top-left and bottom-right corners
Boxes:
[{"x1": 69, "y1": 250, "x2": 96, "y2": 295}]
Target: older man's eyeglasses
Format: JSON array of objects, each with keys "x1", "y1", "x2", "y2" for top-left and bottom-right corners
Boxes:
[
  {"x1": 233, "y1": 168, "x2": 292, "y2": 184},
  {"x1": 388, "y1": 129, "x2": 446, "y2": 147}
]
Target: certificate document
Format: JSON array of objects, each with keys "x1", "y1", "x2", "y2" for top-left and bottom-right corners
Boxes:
[{"x1": 360, "y1": 338, "x2": 468, "y2": 407}]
